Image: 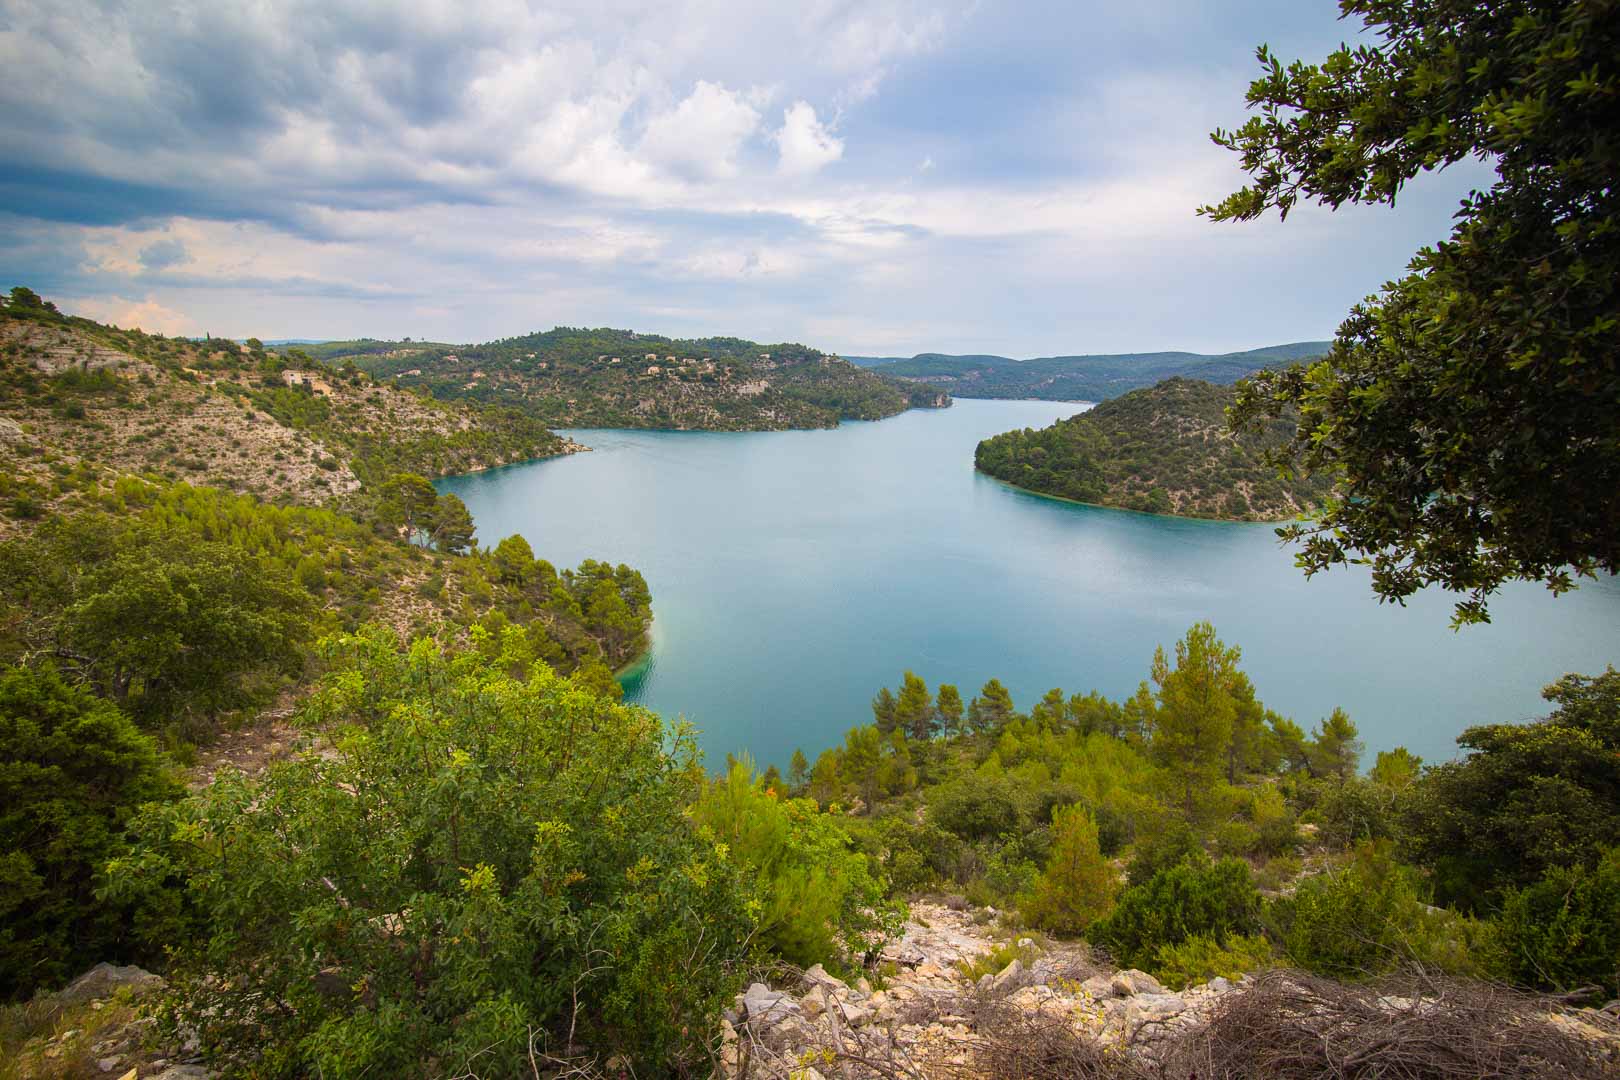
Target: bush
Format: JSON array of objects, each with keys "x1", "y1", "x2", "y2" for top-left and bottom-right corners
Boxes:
[
  {"x1": 691, "y1": 761, "x2": 900, "y2": 969},
  {"x1": 1125, "y1": 821, "x2": 1203, "y2": 887},
  {"x1": 1276, "y1": 842, "x2": 1489, "y2": 981},
  {"x1": 0, "y1": 666, "x2": 182, "y2": 999},
  {"x1": 1088, "y1": 855, "x2": 1261, "y2": 971},
  {"x1": 1494, "y1": 848, "x2": 1620, "y2": 997},
  {"x1": 929, "y1": 772, "x2": 1026, "y2": 841},
  {"x1": 1153, "y1": 932, "x2": 1273, "y2": 991},
  {"x1": 109, "y1": 629, "x2": 754, "y2": 1077},
  {"x1": 1022, "y1": 805, "x2": 1116, "y2": 936}
]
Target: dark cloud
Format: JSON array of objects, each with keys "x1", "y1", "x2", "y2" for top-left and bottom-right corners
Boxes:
[{"x1": 138, "y1": 237, "x2": 188, "y2": 270}]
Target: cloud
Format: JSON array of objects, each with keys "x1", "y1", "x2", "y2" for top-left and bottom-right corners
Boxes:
[
  {"x1": 639, "y1": 81, "x2": 763, "y2": 180},
  {"x1": 68, "y1": 295, "x2": 195, "y2": 336},
  {"x1": 138, "y1": 237, "x2": 189, "y2": 271},
  {"x1": 774, "y1": 103, "x2": 844, "y2": 177}
]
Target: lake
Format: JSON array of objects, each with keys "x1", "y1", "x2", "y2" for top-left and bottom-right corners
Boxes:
[{"x1": 439, "y1": 400, "x2": 1620, "y2": 771}]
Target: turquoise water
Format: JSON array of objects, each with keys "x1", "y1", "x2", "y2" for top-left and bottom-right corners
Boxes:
[{"x1": 439, "y1": 400, "x2": 1620, "y2": 772}]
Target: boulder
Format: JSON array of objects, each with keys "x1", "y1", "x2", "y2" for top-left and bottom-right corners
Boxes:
[
  {"x1": 802, "y1": 963, "x2": 849, "y2": 994},
  {"x1": 989, "y1": 958, "x2": 1024, "y2": 993},
  {"x1": 741, "y1": 982, "x2": 800, "y2": 1026},
  {"x1": 801, "y1": 984, "x2": 828, "y2": 1020},
  {"x1": 1110, "y1": 969, "x2": 1163, "y2": 997},
  {"x1": 57, "y1": 964, "x2": 165, "y2": 1005}
]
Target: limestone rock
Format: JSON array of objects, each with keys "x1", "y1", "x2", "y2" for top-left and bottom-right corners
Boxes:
[
  {"x1": 57, "y1": 963, "x2": 165, "y2": 1005},
  {"x1": 1110, "y1": 969, "x2": 1163, "y2": 997},
  {"x1": 741, "y1": 982, "x2": 800, "y2": 1026}
]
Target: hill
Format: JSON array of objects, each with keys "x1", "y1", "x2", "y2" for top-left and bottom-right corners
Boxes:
[
  {"x1": 974, "y1": 376, "x2": 1334, "y2": 519},
  {"x1": 848, "y1": 341, "x2": 1331, "y2": 401},
  {"x1": 0, "y1": 292, "x2": 640, "y2": 691},
  {"x1": 312, "y1": 328, "x2": 951, "y2": 430}
]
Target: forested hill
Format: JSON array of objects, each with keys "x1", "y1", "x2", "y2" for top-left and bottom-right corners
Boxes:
[
  {"x1": 309, "y1": 327, "x2": 951, "y2": 431},
  {"x1": 849, "y1": 341, "x2": 1330, "y2": 401},
  {"x1": 975, "y1": 377, "x2": 1334, "y2": 520}
]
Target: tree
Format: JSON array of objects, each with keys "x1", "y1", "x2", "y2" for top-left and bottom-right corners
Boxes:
[
  {"x1": 788, "y1": 748, "x2": 810, "y2": 791},
  {"x1": 430, "y1": 493, "x2": 477, "y2": 554},
  {"x1": 967, "y1": 678, "x2": 1015, "y2": 736},
  {"x1": 1023, "y1": 805, "x2": 1116, "y2": 935},
  {"x1": 0, "y1": 666, "x2": 182, "y2": 998},
  {"x1": 1369, "y1": 746, "x2": 1422, "y2": 790},
  {"x1": 1150, "y1": 623, "x2": 1243, "y2": 822},
  {"x1": 110, "y1": 628, "x2": 753, "y2": 1076},
  {"x1": 1308, "y1": 707, "x2": 1364, "y2": 781},
  {"x1": 491, "y1": 534, "x2": 536, "y2": 585},
  {"x1": 935, "y1": 683, "x2": 965, "y2": 739},
  {"x1": 377, "y1": 473, "x2": 439, "y2": 541},
  {"x1": 1401, "y1": 668, "x2": 1620, "y2": 908},
  {"x1": 841, "y1": 725, "x2": 884, "y2": 810},
  {"x1": 895, "y1": 670, "x2": 936, "y2": 742},
  {"x1": 1206, "y1": 1, "x2": 1620, "y2": 625},
  {"x1": 871, "y1": 686, "x2": 898, "y2": 735},
  {"x1": 1030, "y1": 687, "x2": 1067, "y2": 729}
]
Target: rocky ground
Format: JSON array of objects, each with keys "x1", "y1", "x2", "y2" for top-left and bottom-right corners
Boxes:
[
  {"x1": 721, "y1": 900, "x2": 1620, "y2": 1079},
  {"x1": 6, "y1": 964, "x2": 206, "y2": 1080}
]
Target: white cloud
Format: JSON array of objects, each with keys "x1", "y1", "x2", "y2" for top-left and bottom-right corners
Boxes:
[
  {"x1": 69, "y1": 296, "x2": 196, "y2": 336},
  {"x1": 774, "y1": 102, "x2": 843, "y2": 177},
  {"x1": 639, "y1": 81, "x2": 762, "y2": 180}
]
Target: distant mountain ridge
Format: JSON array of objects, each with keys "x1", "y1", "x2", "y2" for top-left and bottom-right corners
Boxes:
[{"x1": 846, "y1": 341, "x2": 1331, "y2": 402}]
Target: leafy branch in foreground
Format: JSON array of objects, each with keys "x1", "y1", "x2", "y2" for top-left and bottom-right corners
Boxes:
[{"x1": 1206, "y1": 1, "x2": 1620, "y2": 624}]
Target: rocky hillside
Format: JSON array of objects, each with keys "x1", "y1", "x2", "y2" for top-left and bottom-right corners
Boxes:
[
  {"x1": 974, "y1": 377, "x2": 1334, "y2": 520},
  {"x1": 0, "y1": 303, "x2": 577, "y2": 533},
  {"x1": 311, "y1": 328, "x2": 951, "y2": 431}
]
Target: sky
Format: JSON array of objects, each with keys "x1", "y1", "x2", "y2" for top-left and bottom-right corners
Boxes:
[{"x1": 0, "y1": 0, "x2": 1491, "y2": 355}]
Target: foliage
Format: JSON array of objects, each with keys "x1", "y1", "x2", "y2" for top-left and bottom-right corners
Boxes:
[
  {"x1": 976, "y1": 377, "x2": 1333, "y2": 519},
  {"x1": 320, "y1": 326, "x2": 949, "y2": 432},
  {"x1": 1153, "y1": 933, "x2": 1274, "y2": 991},
  {"x1": 1022, "y1": 805, "x2": 1116, "y2": 936},
  {"x1": 0, "y1": 511, "x2": 312, "y2": 730},
  {"x1": 1207, "y1": 1, "x2": 1620, "y2": 624},
  {"x1": 690, "y1": 761, "x2": 900, "y2": 969},
  {"x1": 0, "y1": 666, "x2": 183, "y2": 999},
  {"x1": 1276, "y1": 842, "x2": 1489, "y2": 981},
  {"x1": 1494, "y1": 848, "x2": 1620, "y2": 997},
  {"x1": 108, "y1": 628, "x2": 753, "y2": 1077},
  {"x1": 1125, "y1": 822, "x2": 1204, "y2": 888},
  {"x1": 1088, "y1": 855, "x2": 1261, "y2": 972},
  {"x1": 1401, "y1": 669, "x2": 1620, "y2": 908}
]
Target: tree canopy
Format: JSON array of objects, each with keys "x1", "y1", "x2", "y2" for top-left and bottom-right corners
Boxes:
[{"x1": 1206, "y1": 0, "x2": 1620, "y2": 624}]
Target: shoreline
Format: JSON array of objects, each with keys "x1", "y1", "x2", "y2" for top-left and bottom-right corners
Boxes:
[{"x1": 976, "y1": 467, "x2": 1316, "y2": 526}]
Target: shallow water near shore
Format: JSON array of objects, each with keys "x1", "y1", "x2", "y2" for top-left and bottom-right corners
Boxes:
[{"x1": 439, "y1": 399, "x2": 1620, "y2": 771}]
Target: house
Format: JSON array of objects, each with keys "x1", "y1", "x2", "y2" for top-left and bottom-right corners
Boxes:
[
  {"x1": 645, "y1": 366, "x2": 662, "y2": 375},
  {"x1": 281, "y1": 370, "x2": 333, "y2": 396},
  {"x1": 445, "y1": 354, "x2": 460, "y2": 362},
  {"x1": 645, "y1": 353, "x2": 658, "y2": 362},
  {"x1": 609, "y1": 357, "x2": 621, "y2": 364}
]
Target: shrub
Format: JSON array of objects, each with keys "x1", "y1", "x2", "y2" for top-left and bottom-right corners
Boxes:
[
  {"x1": 1125, "y1": 821, "x2": 1203, "y2": 887},
  {"x1": 1022, "y1": 805, "x2": 1116, "y2": 936},
  {"x1": 1494, "y1": 848, "x2": 1620, "y2": 997},
  {"x1": 1088, "y1": 855, "x2": 1261, "y2": 971},
  {"x1": 0, "y1": 666, "x2": 182, "y2": 999},
  {"x1": 691, "y1": 761, "x2": 900, "y2": 969},
  {"x1": 1276, "y1": 842, "x2": 1489, "y2": 981},
  {"x1": 1153, "y1": 932, "x2": 1273, "y2": 990},
  {"x1": 929, "y1": 772, "x2": 1026, "y2": 841},
  {"x1": 109, "y1": 629, "x2": 754, "y2": 1077}
]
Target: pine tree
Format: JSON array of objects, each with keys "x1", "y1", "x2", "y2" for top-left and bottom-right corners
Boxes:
[
  {"x1": 895, "y1": 671, "x2": 936, "y2": 742},
  {"x1": 1024, "y1": 805, "x2": 1116, "y2": 935},
  {"x1": 967, "y1": 678, "x2": 1015, "y2": 736},
  {"x1": 1151, "y1": 622, "x2": 1241, "y2": 823},
  {"x1": 935, "y1": 684, "x2": 964, "y2": 739},
  {"x1": 871, "y1": 686, "x2": 898, "y2": 735}
]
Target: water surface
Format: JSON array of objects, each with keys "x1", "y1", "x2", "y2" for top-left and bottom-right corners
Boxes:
[{"x1": 440, "y1": 400, "x2": 1620, "y2": 771}]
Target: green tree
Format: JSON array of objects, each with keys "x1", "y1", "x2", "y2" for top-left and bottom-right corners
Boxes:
[
  {"x1": 1495, "y1": 849, "x2": 1620, "y2": 997},
  {"x1": 430, "y1": 492, "x2": 477, "y2": 554},
  {"x1": 1150, "y1": 623, "x2": 1242, "y2": 822},
  {"x1": 841, "y1": 725, "x2": 885, "y2": 810},
  {"x1": 1369, "y1": 746, "x2": 1422, "y2": 790},
  {"x1": 110, "y1": 628, "x2": 753, "y2": 1076},
  {"x1": 1402, "y1": 668, "x2": 1620, "y2": 908},
  {"x1": 1090, "y1": 854, "x2": 1262, "y2": 972},
  {"x1": 967, "y1": 678, "x2": 1015, "y2": 736},
  {"x1": 935, "y1": 683, "x2": 965, "y2": 738},
  {"x1": 895, "y1": 670, "x2": 936, "y2": 742},
  {"x1": 0, "y1": 666, "x2": 182, "y2": 998},
  {"x1": 1308, "y1": 707, "x2": 1363, "y2": 781},
  {"x1": 1024, "y1": 805, "x2": 1116, "y2": 935},
  {"x1": 491, "y1": 533, "x2": 536, "y2": 585},
  {"x1": 871, "y1": 686, "x2": 898, "y2": 735},
  {"x1": 788, "y1": 748, "x2": 810, "y2": 792},
  {"x1": 1206, "y1": 1, "x2": 1620, "y2": 624},
  {"x1": 377, "y1": 473, "x2": 439, "y2": 540}
]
